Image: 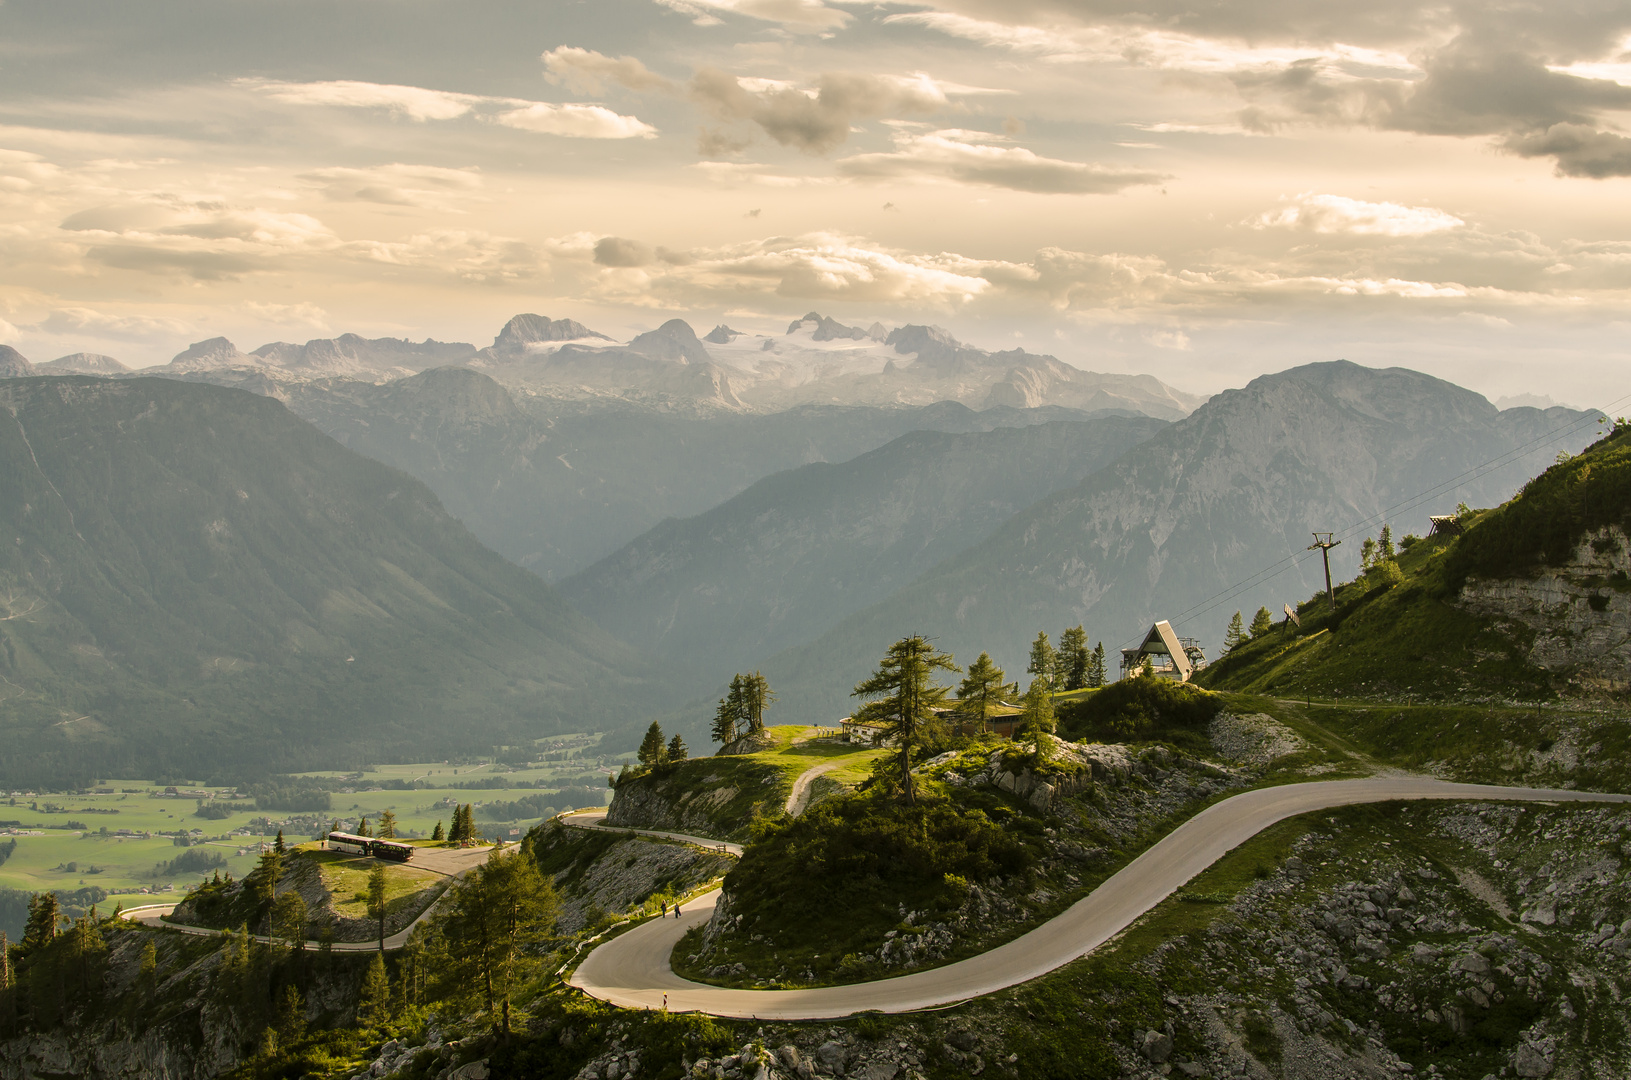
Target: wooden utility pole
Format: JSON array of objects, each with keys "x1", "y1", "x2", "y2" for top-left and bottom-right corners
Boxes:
[{"x1": 1308, "y1": 533, "x2": 1340, "y2": 608}]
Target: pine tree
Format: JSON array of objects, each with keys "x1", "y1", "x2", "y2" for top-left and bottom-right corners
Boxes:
[
  {"x1": 955, "y1": 652, "x2": 1009, "y2": 732},
  {"x1": 357, "y1": 816, "x2": 373, "y2": 838},
  {"x1": 710, "y1": 697, "x2": 739, "y2": 746},
  {"x1": 1379, "y1": 524, "x2": 1395, "y2": 560},
  {"x1": 667, "y1": 734, "x2": 688, "y2": 761},
  {"x1": 273, "y1": 891, "x2": 307, "y2": 949},
  {"x1": 1027, "y1": 632, "x2": 1057, "y2": 690},
  {"x1": 357, "y1": 952, "x2": 390, "y2": 1027},
  {"x1": 638, "y1": 722, "x2": 668, "y2": 767},
  {"x1": 254, "y1": 848, "x2": 283, "y2": 911},
  {"x1": 431, "y1": 821, "x2": 445, "y2": 842},
  {"x1": 274, "y1": 984, "x2": 306, "y2": 1045},
  {"x1": 1088, "y1": 642, "x2": 1107, "y2": 688},
  {"x1": 1223, "y1": 611, "x2": 1246, "y2": 652},
  {"x1": 442, "y1": 844, "x2": 562, "y2": 1034},
  {"x1": 744, "y1": 673, "x2": 775, "y2": 733},
  {"x1": 23, "y1": 892, "x2": 60, "y2": 948},
  {"x1": 378, "y1": 810, "x2": 397, "y2": 839},
  {"x1": 852, "y1": 635, "x2": 958, "y2": 805},
  {"x1": 273, "y1": 829, "x2": 286, "y2": 854},
  {"x1": 1059, "y1": 626, "x2": 1090, "y2": 690},
  {"x1": 1250, "y1": 607, "x2": 1274, "y2": 637},
  {"x1": 367, "y1": 863, "x2": 389, "y2": 952},
  {"x1": 330, "y1": 818, "x2": 341, "y2": 835}
]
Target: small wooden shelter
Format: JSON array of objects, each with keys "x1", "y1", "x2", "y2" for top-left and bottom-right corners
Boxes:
[{"x1": 1119, "y1": 620, "x2": 1200, "y2": 682}]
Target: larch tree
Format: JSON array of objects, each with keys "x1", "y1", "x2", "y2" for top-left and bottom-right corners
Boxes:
[
  {"x1": 440, "y1": 845, "x2": 561, "y2": 1035},
  {"x1": 357, "y1": 817, "x2": 373, "y2": 838},
  {"x1": 851, "y1": 635, "x2": 958, "y2": 805},
  {"x1": 378, "y1": 810, "x2": 398, "y2": 839},
  {"x1": 955, "y1": 652, "x2": 1010, "y2": 733},
  {"x1": 1027, "y1": 632, "x2": 1057, "y2": 690},
  {"x1": 1249, "y1": 607, "x2": 1274, "y2": 638},
  {"x1": 1019, "y1": 677, "x2": 1057, "y2": 758},
  {"x1": 637, "y1": 722, "x2": 668, "y2": 767},
  {"x1": 357, "y1": 952, "x2": 390, "y2": 1027},
  {"x1": 1059, "y1": 625, "x2": 1090, "y2": 690},
  {"x1": 744, "y1": 672, "x2": 775, "y2": 733},
  {"x1": 273, "y1": 829, "x2": 286, "y2": 854},
  {"x1": 431, "y1": 821, "x2": 445, "y2": 842},
  {"x1": 1223, "y1": 611, "x2": 1246, "y2": 652},
  {"x1": 710, "y1": 696, "x2": 740, "y2": 746},
  {"x1": 1379, "y1": 524, "x2": 1395, "y2": 561},
  {"x1": 667, "y1": 734, "x2": 688, "y2": 761}
]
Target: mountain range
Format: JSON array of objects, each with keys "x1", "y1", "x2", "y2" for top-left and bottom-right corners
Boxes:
[{"x1": 0, "y1": 376, "x2": 650, "y2": 786}]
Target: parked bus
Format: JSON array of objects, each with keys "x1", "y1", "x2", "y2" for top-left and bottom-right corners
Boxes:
[
  {"x1": 326, "y1": 831, "x2": 371, "y2": 855},
  {"x1": 372, "y1": 839, "x2": 413, "y2": 862}
]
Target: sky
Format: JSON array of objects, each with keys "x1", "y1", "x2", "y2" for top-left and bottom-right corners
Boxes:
[{"x1": 1, "y1": 0, "x2": 1629, "y2": 403}]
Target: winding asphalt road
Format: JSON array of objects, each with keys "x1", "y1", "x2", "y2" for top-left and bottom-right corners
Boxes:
[
  {"x1": 118, "y1": 843, "x2": 503, "y2": 951},
  {"x1": 569, "y1": 777, "x2": 1629, "y2": 1019}
]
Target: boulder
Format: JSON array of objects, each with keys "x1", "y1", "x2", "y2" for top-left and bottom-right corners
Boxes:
[
  {"x1": 1140, "y1": 1031, "x2": 1174, "y2": 1063},
  {"x1": 1513, "y1": 1043, "x2": 1554, "y2": 1077},
  {"x1": 816, "y1": 1040, "x2": 848, "y2": 1075}
]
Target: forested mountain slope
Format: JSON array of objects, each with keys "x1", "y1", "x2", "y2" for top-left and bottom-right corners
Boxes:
[
  {"x1": 760, "y1": 362, "x2": 1600, "y2": 723},
  {"x1": 561, "y1": 416, "x2": 1165, "y2": 682},
  {"x1": 0, "y1": 376, "x2": 650, "y2": 785}
]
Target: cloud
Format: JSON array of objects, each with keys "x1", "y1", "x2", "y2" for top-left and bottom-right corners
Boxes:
[
  {"x1": 542, "y1": 47, "x2": 677, "y2": 95},
  {"x1": 689, "y1": 161, "x2": 832, "y2": 186},
  {"x1": 1248, "y1": 193, "x2": 1465, "y2": 236},
  {"x1": 690, "y1": 69, "x2": 995, "y2": 153},
  {"x1": 594, "y1": 236, "x2": 655, "y2": 267},
  {"x1": 241, "y1": 78, "x2": 657, "y2": 139},
  {"x1": 1504, "y1": 123, "x2": 1631, "y2": 178},
  {"x1": 651, "y1": 0, "x2": 849, "y2": 31},
  {"x1": 493, "y1": 103, "x2": 658, "y2": 139},
  {"x1": 36, "y1": 307, "x2": 192, "y2": 340},
  {"x1": 836, "y1": 130, "x2": 1166, "y2": 194},
  {"x1": 298, "y1": 164, "x2": 483, "y2": 207},
  {"x1": 351, "y1": 230, "x2": 545, "y2": 283},
  {"x1": 60, "y1": 199, "x2": 341, "y2": 280}
]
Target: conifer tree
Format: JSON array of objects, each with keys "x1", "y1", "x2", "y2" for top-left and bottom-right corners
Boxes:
[
  {"x1": 710, "y1": 696, "x2": 739, "y2": 746},
  {"x1": 441, "y1": 844, "x2": 561, "y2": 1034},
  {"x1": 1249, "y1": 607, "x2": 1274, "y2": 638},
  {"x1": 638, "y1": 722, "x2": 668, "y2": 767},
  {"x1": 255, "y1": 848, "x2": 283, "y2": 911},
  {"x1": 274, "y1": 985, "x2": 306, "y2": 1045},
  {"x1": 1379, "y1": 524, "x2": 1395, "y2": 560},
  {"x1": 367, "y1": 863, "x2": 389, "y2": 952},
  {"x1": 1027, "y1": 632, "x2": 1057, "y2": 690},
  {"x1": 1, "y1": 930, "x2": 10, "y2": 992},
  {"x1": 1019, "y1": 677, "x2": 1057, "y2": 757},
  {"x1": 667, "y1": 734, "x2": 688, "y2": 761},
  {"x1": 23, "y1": 893, "x2": 60, "y2": 948},
  {"x1": 1088, "y1": 642, "x2": 1107, "y2": 688},
  {"x1": 330, "y1": 818, "x2": 341, "y2": 835},
  {"x1": 852, "y1": 635, "x2": 958, "y2": 805},
  {"x1": 357, "y1": 816, "x2": 373, "y2": 838},
  {"x1": 1223, "y1": 611, "x2": 1246, "y2": 652},
  {"x1": 744, "y1": 673, "x2": 775, "y2": 733},
  {"x1": 357, "y1": 952, "x2": 390, "y2": 1027},
  {"x1": 1059, "y1": 626, "x2": 1090, "y2": 690},
  {"x1": 274, "y1": 829, "x2": 286, "y2": 854},
  {"x1": 378, "y1": 810, "x2": 397, "y2": 839},
  {"x1": 431, "y1": 821, "x2": 445, "y2": 842},
  {"x1": 955, "y1": 652, "x2": 1010, "y2": 732},
  {"x1": 273, "y1": 891, "x2": 307, "y2": 949},
  {"x1": 1360, "y1": 536, "x2": 1377, "y2": 570}
]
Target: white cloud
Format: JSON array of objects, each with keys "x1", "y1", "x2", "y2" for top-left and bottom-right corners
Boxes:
[
  {"x1": 1248, "y1": 193, "x2": 1465, "y2": 236},
  {"x1": 0, "y1": 318, "x2": 19, "y2": 344},
  {"x1": 652, "y1": 0, "x2": 849, "y2": 31},
  {"x1": 836, "y1": 131, "x2": 1166, "y2": 194},
  {"x1": 241, "y1": 78, "x2": 657, "y2": 139},
  {"x1": 351, "y1": 230, "x2": 545, "y2": 283},
  {"x1": 542, "y1": 47, "x2": 677, "y2": 94},
  {"x1": 494, "y1": 103, "x2": 658, "y2": 139}
]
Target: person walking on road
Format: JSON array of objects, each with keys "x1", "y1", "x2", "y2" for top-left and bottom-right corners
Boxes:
[
  {"x1": 674, "y1": 902, "x2": 681, "y2": 918},
  {"x1": 660, "y1": 901, "x2": 667, "y2": 917}
]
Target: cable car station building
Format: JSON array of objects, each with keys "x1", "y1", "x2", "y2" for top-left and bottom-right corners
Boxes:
[{"x1": 1119, "y1": 620, "x2": 1207, "y2": 682}]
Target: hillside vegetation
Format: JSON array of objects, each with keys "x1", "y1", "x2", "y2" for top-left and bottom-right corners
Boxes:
[{"x1": 0, "y1": 376, "x2": 651, "y2": 786}]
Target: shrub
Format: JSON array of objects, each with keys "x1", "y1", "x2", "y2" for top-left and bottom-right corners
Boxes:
[{"x1": 1057, "y1": 675, "x2": 1220, "y2": 743}]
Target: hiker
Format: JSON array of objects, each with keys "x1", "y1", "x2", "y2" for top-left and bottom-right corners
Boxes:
[{"x1": 660, "y1": 901, "x2": 667, "y2": 917}]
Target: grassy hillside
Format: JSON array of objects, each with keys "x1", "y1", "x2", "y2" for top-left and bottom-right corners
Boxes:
[
  {"x1": 0, "y1": 376, "x2": 651, "y2": 787},
  {"x1": 1199, "y1": 421, "x2": 1631, "y2": 703}
]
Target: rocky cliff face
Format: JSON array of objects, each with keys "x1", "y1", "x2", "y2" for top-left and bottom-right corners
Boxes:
[{"x1": 1458, "y1": 525, "x2": 1631, "y2": 692}]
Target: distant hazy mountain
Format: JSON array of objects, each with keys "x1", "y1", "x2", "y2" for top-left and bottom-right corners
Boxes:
[
  {"x1": 277, "y1": 368, "x2": 1124, "y2": 580},
  {"x1": 38, "y1": 353, "x2": 130, "y2": 374},
  {"x1": 758, "y1": 361, "x2": 1601, "y2": 723},
  {"x1": 0, "y1": 375, "x2": 650, "y2": 786},
  {"x1": 250, "y1": 333, "x2": 476, "y2": 376},
  {"x1": 560, "y1": 416, "x2": 1167, "y2": 681},
  {"x1": 0, "y1": 345, "x2": 35, "y2": 377}
]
